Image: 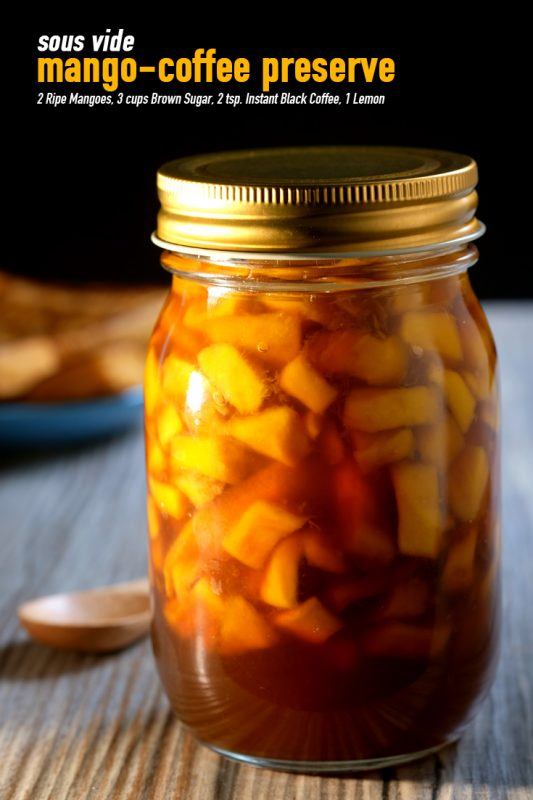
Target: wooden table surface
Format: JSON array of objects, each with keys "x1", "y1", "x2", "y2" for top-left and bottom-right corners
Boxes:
[{"x1": 1, "y1": 303, "x2": 532, "y2": 800}]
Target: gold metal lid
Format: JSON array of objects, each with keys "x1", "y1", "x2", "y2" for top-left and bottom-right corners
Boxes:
[{"x1": 155, "y1": 146, "x2": 483, "y2": 256}]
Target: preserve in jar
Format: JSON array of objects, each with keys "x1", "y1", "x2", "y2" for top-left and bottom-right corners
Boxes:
[{"x1": 144, "y1": 147, "x2": 500, "y2": 771}]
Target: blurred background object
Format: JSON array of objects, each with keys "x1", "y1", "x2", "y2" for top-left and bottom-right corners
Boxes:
[{"x1": 0, "y1": 272, "x2": 165, "y2": 445}]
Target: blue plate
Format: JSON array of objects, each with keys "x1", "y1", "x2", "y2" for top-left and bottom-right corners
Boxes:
[{"x1": 0, "y1": 387, "x2": 144, "y2": 447}]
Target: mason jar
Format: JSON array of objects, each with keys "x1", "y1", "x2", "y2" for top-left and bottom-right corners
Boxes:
[{"x1": 144, "y1": 147, "x2": 500, "y2": 772}]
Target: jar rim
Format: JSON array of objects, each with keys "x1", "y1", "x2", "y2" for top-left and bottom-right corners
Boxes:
[{"x1": 151, "y1": 222, "x2": 485, "y2": 262}]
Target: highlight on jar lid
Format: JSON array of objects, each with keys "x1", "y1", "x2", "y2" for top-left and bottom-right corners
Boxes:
[{"x1": 154, "y1": 146, "x2": 484, "y2": 256}]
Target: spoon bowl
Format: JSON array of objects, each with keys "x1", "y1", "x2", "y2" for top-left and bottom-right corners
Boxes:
[{"x1": 18, "y1": 578, "x2": 151, "y2": 653}]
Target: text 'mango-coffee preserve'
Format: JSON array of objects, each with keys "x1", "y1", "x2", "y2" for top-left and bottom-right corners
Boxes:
[{"x1": 145, "y1": 147, "x2": 500, "y2": 771}]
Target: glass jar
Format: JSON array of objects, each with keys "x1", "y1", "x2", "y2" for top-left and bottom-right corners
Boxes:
[{"x1": 145, "y1": 147, "x2": 500, "y2": 772}]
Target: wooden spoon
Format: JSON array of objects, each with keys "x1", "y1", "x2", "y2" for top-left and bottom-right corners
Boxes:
[{"x1": 18, "y1": 578, "x2": 151, "y2": 653}]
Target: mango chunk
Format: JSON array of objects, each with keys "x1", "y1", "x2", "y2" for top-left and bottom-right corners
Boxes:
[
  {"x1": 417, "y1": 413, "x2": 464, "y2": 469},
  {"x1": 175, "y1": 471, "x2": 224, "y2": 508},
  {"x1": 333, "y1": 459, "x2": 395, "y2": 564},
  {"x1": 392, "y1": 462, "x2": 441, "y2": 558},
  {"x1": 307, "y1": 330, "x2": 407, "y2": 386},
  {"x1": 149, "y1": 477, "x2": 188, "y2": 520},
  {"x1": 353, "y1": 428, "x2": 414, "y2": 472},
  {"x1": 361, "y1": 623, "x2": 434, "y2": 660},
  {"x1": 157, "y1": 404, "x2": 183, "y2": 448},
  {"x1": 375, "y1": 580, "x2": 429, "y2": 621},
  {"x1": 190, "y1": 578, "x2": 225, "y2": 638},
  {"x1": 344, "y1": 386, "x2": 440, "y2": 432},
  {"x1": 144, "y1": 348, "x2": 160, "y2": 417},
  {"x1": 463, "y1": 369, "x2": 492, "y2": 401},
  {"x1": 442, "y1": 526, "x2": 478, "y2": 593},
  {"x1": 400, "y1": 311, "x2": 463, "y2": 362},
  {"x1": 208, "y1": 293, "x2": 252, "y2": 318},
  {"x1": 198, "y1": 343, "x2": 266, "y2": 415},
  {"x1": 147, "y1": 438, "x2": 166, "y2": 475},
  {"x1": 227, "y1": 406, "x2": 311, "y2": 466},
  {"x1": 161, "y1": 356, "x2": 194, "y2": 399},
  {"x1": 146, "y1": 495, "x2": 160, "y2": 540},
  {"x1": 220, "y1": 595, "x2": 278, "y2": 654},
  {"x1": 260, "y1": 535, "x2": 303, "y2": 608},
  {"x1": 182, "y1": 370, "x2": 230, "y2": 433},
  {"x1": 318, "y1": 421, "x2": 346, "y2": 465},
  {"x1": 276, "y1": 597, "x2": 342, "y2": 643},
  {"x1": 459, "y1": 313, "x2": 492, "y2": 372},
  {"x1": 449, "y1": 445, "x2": 489, "y2": 521},
  {"x1": 163, "y1": 522, "x2": 200, "y2": 599},
  {"x1": 301, "y1": 528, "x2": 346, "y2": 573},
  {"x1": 223, "y1": 501, "x2": 307, "y2": 569},
  {"x1": 170, "y1": 435, "x2": 255, "y2": 483},
  {"x1": 480, "y1": 400, "x2": 499, "y2": 432},
  {"x1": 205, "y1": 312, "x2": 301, "y2": 367},
  {"x1": 280, "y1": 353, "x2": 337, "y2": 414},
  {"x1": 324, "y1": 575, "x2": 386, "y2": 613},
  {"x1": 430, "y1": 367, "x2": 476, "y2": 433},
  {"x1": 304, "y1": 411, "x2": 323, "y2": 439},
  {"x1": 262, "y1": 295, "x2": 328, "y2": 323}
]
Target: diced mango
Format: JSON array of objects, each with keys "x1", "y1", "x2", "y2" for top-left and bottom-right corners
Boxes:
[
  {"x1": 307, "y1": 330, "x2": 407, "y2": 386},
  {"x1": 361, "y1": 623, "x2": 434, "y2": 659},
  {"x1": 149, "y1": 477, "x2": 189, "y2": 520},
  {"x1": 434, "y1": 369, "x2": 476, "y2": 433},
  {"x1": 391, "y1": 284, "x2": 428, "y2": 313},
  {"x1": 301, "y1": 528, "x2": 346, "y2": 573},
  {"x1": 324, "y1": 575, "x2": 386, "y2": 613},
  {"x1": 219, "y1": 596, "x2": 278, "y2": 654},
  {"x1": 318, "y1": 421, "x2": 346, "y2": 465},
  {"x1": 261, "y1": 295, "x2": 328, "y2": 324},
  {"x1": 333, "y1": 459, "x2": 395, "y2": 564},
  {"x1": 276, "y1": 597, "x2": 342, "y2": 643},
  {"x1": 280, "y1": 353, "x2": 338, "y2": 414},
  {"x1": 260, "y1": 535, "x2": 303, "y2": 608},
  {"x1": 144, "y1": 348, "x2": 160, "y2": 417},
  {"x1": 182, "y1": 370, "x2": 229, "y2": 433},
  {"x1": 198, "y1": 343, "x2": 266, "y2": 414},
  {"x1": 353, "y1": 428, "x2": 414, "y2": 472},
  {"x1": 480, "y1": 400, "x2": 499, "y2": 432},
  {"x1": 417, "y1": 414, "x2": 464, "y2": 469},
  {"x1": 459, "y1": 313, "x2": 492, "y2": 372},
  {"x1": 146, "y1": 495, "x2": 160, "y2": 540},
  {"x1": 442, "y1": 526, "x2": 478, "y2": 593},
  {"x1": 190, "y1": 578, "x2": 225, "y2": 638},
  {"x1": 157, "y1": 404, "x2": 183, "y2": 448},
  {"x1": 161, "y1": 356, "x2": 194, "y2": 399},
  {"x1": 208, "y1": 293, "x2": 252, "y2": 318},
  {"x1": 304, "y1": 411, "x2": 323, "y2": 439},
  {"x1": 191, "y1": 458, "x2": 328, "y2": 555},
  {"x1": 344, "y1": 386, "x2": 440, "y2": 432},
  {"x1": 170, "y1": 435, "x2": 256, "y2": 484},
  {"x1": 392, "y1": 462, "x2": 441, "y2": 558},
  {"x1": 205, "y1": 312, "x2": 301, "y2": 367},
  {"x1": 163, "y1": 521, "x2": 200, "y2": 598},
  {"x1": 147, "y1": 438, "x2": 166, "y2": 475},
  {"x1": 175, "y1": 471, "x2": 224, "y2": 508},
  {"x1": 449, "y1": 445, "x2": 489, "y2": 521},
  {"x1": 463, "y1": 370, "x2": 492, "y2": 401},
  {"x1": 400, "y1": 311, "x2": 463, "y2": 362},
  {"x1": 223, "y1": 501, "x2": 306, "y2": 568},
  {"x1": 227, "y1": 406, "x2": 311, "y2": 466},
  {"x1": 182, "y1": 301, "x2": 207, "y2": 330},
  {"x1": 375, "y1": 580, "x2": 429, "y2": 621}
]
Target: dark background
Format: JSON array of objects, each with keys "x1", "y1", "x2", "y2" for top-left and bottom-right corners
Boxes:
[{"x1": 7, "y1": 33, "x2": 526, "y2": 298}]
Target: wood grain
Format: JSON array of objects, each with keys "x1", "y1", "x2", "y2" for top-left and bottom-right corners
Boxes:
[{"x1": 0, "y1": 303, "x2": 532, "y2": 800}]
